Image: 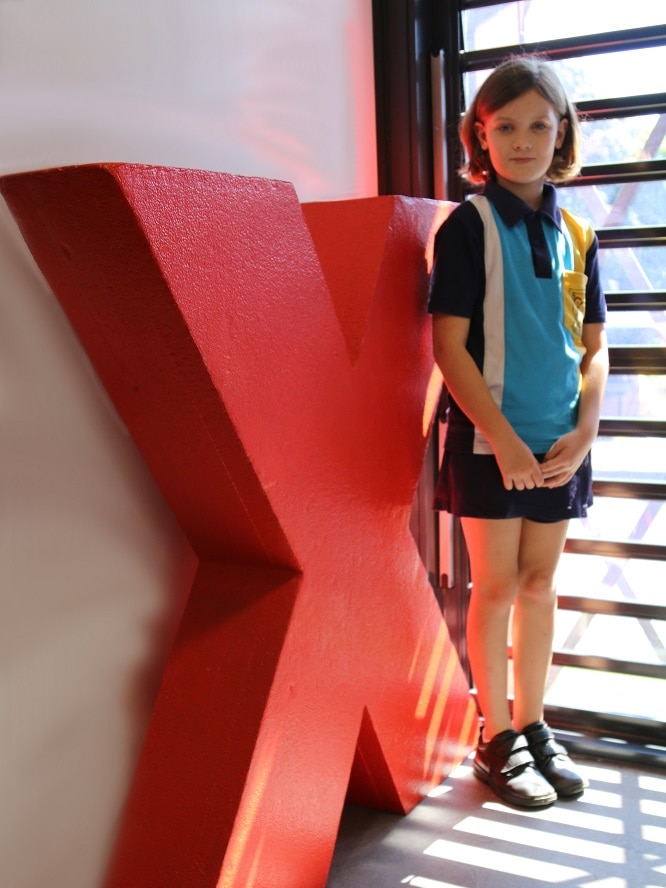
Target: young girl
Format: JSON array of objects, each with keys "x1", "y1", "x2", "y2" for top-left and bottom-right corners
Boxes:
[{"x1": 429, "y1": 56, "x2": 609, "y2": 808}]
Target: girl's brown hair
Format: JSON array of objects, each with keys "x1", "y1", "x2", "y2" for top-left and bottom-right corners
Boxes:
[{"x1": 460, "y1": 55, "x2": 581, "y2": 185}]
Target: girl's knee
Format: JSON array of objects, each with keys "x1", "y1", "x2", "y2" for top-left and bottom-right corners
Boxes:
[
  {"x1": 471, "y1": 574, "x2": 519, "y2": 608},
  {"x1": 518, "y1": 569, "x2": 557, "y2": 602}
]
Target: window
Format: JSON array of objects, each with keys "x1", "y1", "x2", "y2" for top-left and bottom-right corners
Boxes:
[{"x1": 434, "y1": 0, "x2": 666, "y2": 751}]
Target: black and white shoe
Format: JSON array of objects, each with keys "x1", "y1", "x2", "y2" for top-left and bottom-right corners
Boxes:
[
  {"x1": 523, "y1": 721, "x2": 588, "y2": 798},
  {"x1": 473, "y1": 728, "x2": 558, "y2": 808}
]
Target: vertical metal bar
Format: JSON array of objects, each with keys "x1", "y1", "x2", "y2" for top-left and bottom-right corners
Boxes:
[
  {"x1": 431, "y1": 50, "x2": 447, "y2": 200},
  {"x1": 371, "y1": 0, "x2": 435, "y2": 197}
]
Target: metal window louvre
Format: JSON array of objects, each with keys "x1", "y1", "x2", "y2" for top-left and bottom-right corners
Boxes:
[
  {"x1": 599, "y1": 417, "x2": 666, "y2": 436},
  {"x1": 570, "y1": 160, "x2": 666, "y2": 186},
  {"x1": 577, "y1": 92, "x2": 666, "y2": 119},
  {"x1": 607, "y1": 345, "x2": 666, "y2": 374},
  {"x1": 592, "y1": 478, "x2": 666, "y2": 499},
  {"x1": 604, "y1": 292, "x2": 666, "y2": 311},
  {"x1": 459, "y1": 24, "x2": 666, "y2": 70},
  {"x1": 551, "y1": 652, "x2": 666, "y2": 681},
  {"x1": 557, "y1": 595, "x2": 666, "y2": 621},
  {"x1": 564, "y1": 538, "x2": 666, "y2": 561},
  {"x1": 596, "y1": 225, "x2": 666, "y2": 247}
]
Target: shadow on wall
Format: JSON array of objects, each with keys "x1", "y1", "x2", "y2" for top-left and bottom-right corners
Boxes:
[{"x1": 0, "y1": 197, "x2": 197, "y2": 888}]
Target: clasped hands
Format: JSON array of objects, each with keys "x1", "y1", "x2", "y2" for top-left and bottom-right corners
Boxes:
[{"x1": 495, "y1": 429, "x2": 591, "y2": 492}]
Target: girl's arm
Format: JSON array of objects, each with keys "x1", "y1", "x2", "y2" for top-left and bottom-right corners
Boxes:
[
  {"x1": 432, "y1": 313, "x2": 545, "y2": 491},
  {"x1": 577, "y1": 322, "x2": 610, "y2": 438},
  {"x1": 541, "y1": 322, "x2": 609, "y2": 487}
]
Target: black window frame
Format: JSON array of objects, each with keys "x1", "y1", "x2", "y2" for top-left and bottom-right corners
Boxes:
[{"x1": 373, "y1": 0, "x2": 666, "y2": 759}]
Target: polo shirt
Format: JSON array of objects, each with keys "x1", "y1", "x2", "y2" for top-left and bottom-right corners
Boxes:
[{"x1": 428, "y1": 181, "x2": 606, "y2": 455}]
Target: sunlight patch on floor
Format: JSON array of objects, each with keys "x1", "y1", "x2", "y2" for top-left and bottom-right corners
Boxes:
[
  {"x1": 452, "y1": 816, "x2": 625, "y2": 863},
  {"x1": 427, "y1": 784, "x2": 454, "y2": 799},
  {"x1": 482, "y1": 800, "x2": 624, "y2": 834},
  {"x1": 582, "y1": 764, "x2": 623, "y2": 785},
  {"x1": 640, "y1": 774, "x2": 666, "y2": 794},
  {"x1": 401, "y1": 876, "x2": 464, "y2": 888},
  {"x1": 577, "y1": 879, "x2": 629, "y2": 888},
  {"x1": 423, "y1": 838, "x2": 589, "y2": 882},
  {"x1": 641, "y1": 824, "x2": 666, "y2": 845},
  {"x1": 445, "y1": 763, "x2": 474, "y2": 780},
  {"x1": 640, "y1": 798, "x2": 666, "y2": 818},
  {"x1": 579, "y1": 788, "x2": 623, "y2": 808}
]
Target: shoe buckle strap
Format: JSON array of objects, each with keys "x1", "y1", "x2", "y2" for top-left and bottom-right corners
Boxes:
[
  {"x1": 533, "y1": 737, "x2": 567, "y2": 761},
  {"x1": 501, "y1": 748, "x2": 535, "y2": 775}
]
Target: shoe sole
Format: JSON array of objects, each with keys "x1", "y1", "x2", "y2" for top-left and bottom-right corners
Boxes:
[
  {"x1": 551, "y1": 778, "x2": 589, "y2": 799},
  {"x1": 473, "y1": 759, "x2": 558, "y2": 808}
]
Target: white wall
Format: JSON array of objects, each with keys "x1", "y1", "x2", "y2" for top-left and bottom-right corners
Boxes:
[
  {"x1": 0, "y1": 0, "x2": 377, "y2": 201},
  {"x1": 0, "y1": 3, "x2": 377, "y2": 887}
]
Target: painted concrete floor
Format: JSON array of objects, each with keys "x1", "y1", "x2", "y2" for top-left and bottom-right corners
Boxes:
[{"x1": 326, "y1": 753, "x2": 666, "y2": 888}]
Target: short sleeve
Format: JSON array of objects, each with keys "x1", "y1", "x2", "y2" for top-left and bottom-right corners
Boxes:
[
  {"x1": 427, "y1": 200, "x2": 485, "y2": 317},
  {"x1": 583, "y1": 234, "x2": 607, "y2": 324}
]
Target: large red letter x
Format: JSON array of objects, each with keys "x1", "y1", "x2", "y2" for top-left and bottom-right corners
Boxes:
[{"x1": 1, "y1": 165, "x2": 476, "y2": 888}]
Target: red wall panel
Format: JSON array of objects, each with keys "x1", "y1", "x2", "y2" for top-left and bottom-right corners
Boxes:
[{"x1": 1, "y1": 164, "x2": 476, "y2": 888}]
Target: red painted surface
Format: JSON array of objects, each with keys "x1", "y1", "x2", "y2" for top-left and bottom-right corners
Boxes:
[{"x1": 1, "y1": 164, "x2": 476, "y2": 888}]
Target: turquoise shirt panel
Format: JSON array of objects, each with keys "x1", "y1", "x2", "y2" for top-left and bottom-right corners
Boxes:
[{"x1": 488, "y1": 202, "x2": 582, "y2": 453}]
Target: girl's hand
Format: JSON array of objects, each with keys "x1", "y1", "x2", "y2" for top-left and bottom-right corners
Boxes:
[
  {"x1": 494, "y1": 436, "x2": 545, "y2": 491},
  {"x1": 540, "y1": 430, "x2": 591, "y2": 488}
]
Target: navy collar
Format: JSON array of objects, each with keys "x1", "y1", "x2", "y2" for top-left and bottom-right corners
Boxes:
[{"x1": 484, "y1": 180, "x2": 562, "y2": 230}]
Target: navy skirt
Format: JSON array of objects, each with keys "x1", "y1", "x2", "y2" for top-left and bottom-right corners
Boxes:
[{"x1": 434, "y1": 450, "x2": 593, "y2": 523}]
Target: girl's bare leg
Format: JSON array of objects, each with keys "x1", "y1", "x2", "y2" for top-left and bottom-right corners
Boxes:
[
  {"x1": 462, "y1": 515, "x2": 582, "y2": 804},
  {"x1": 460, "y1": 517, "x2": 522, "y2": 741},
  {"x1": 512, "y1": 519, "x2": 569, "y2": 732}
]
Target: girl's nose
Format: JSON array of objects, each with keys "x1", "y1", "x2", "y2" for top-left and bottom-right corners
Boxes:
[{"x1": 513, "y1": 131, "x2": 532, "y2": 150}]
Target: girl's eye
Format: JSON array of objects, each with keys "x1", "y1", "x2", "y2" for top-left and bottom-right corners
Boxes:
[
  {"x1": 497, "y1": 124, "x2": 512, "y2": 133},
  {"x1": 533, "y1": 122, "x2": 548, "y2": 132}
]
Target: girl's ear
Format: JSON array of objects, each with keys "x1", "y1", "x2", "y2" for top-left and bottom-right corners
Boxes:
[
  {"x1": 555, "y1": 117, "x2": 568, "y2": 149},
  {"x1": 474, "y1": 120, "x2": 488, "y2": 150}
]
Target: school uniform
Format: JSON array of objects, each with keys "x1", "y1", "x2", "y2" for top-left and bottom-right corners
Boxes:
[{"x1": 428, "y1": 180, "x2": 607, "y2": 522}]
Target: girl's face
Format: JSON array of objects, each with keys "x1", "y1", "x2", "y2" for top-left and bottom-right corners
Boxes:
[{"x1": 474, "y1": 88, "x2": 568, "y2": 206}]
